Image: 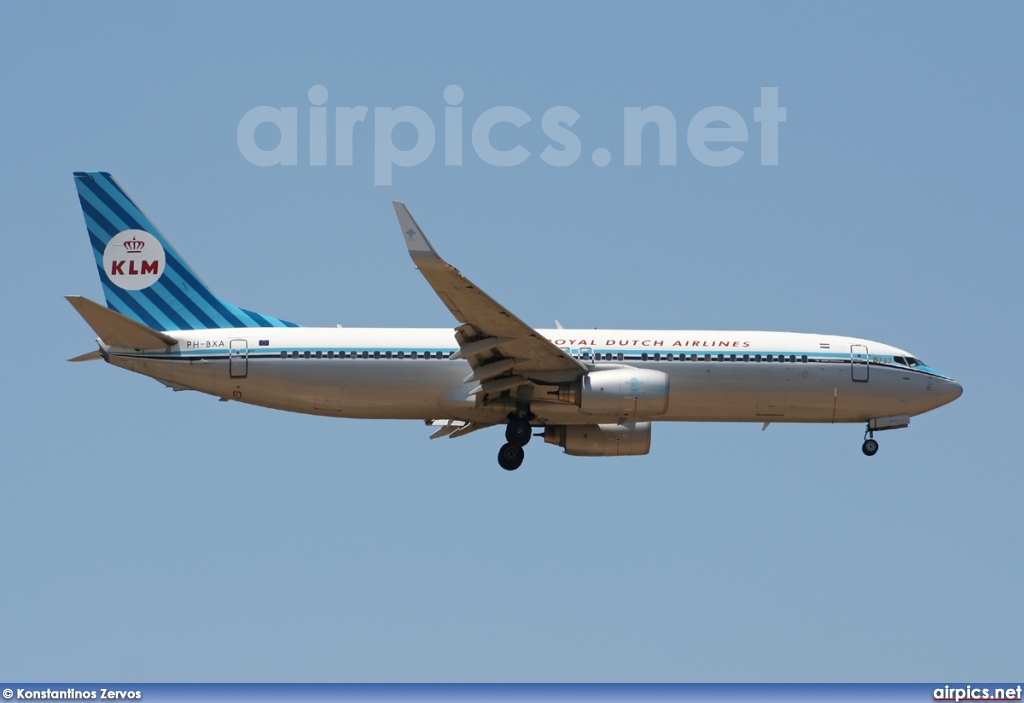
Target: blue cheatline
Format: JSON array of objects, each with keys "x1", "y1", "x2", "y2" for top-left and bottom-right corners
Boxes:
[{"x1": 73, "y1": 171, "x2": 300, "y2": 331}]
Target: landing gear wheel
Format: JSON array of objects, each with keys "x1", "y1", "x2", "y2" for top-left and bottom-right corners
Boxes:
[
  {"x1": 505, "y1": 420, "x2": 532, "y2": 447},
  {"x1": 862, "y1": 439, "x2": 879, "y2": 457},
  {"x1": 497, "y1": 443, "x2": 525, "y2": 471}
]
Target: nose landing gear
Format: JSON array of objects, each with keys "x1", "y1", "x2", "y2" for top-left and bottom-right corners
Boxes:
[
  {"x1": 862, "y1": 424, "x2": 879, "y2": 456},
  {"x1": 860, "y1": 415, "x2": 910, "y2": 456}
]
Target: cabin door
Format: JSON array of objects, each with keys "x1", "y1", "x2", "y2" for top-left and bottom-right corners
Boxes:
[
  {"x1": 229, "y1": 339, "x2": 249, "y2": 378},
  {"x1": 851, "y1": 344, "x2": 869, "y2": 382}
]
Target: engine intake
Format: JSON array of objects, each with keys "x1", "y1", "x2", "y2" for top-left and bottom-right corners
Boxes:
[
  {"x1": 556, "y1": 368, "x2": 669, "y2": 418},
  {"x1": 544, "y1": 422, "x2": 652, "y2": 457}
]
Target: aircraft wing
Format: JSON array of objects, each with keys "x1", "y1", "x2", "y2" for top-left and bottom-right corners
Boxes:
[{"x1": 393, "y1": 202, "x2": 586, "y2": 390}]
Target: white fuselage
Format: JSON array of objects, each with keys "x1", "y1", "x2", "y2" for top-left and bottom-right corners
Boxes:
[{"x1": 100, "y1": 327, "x2": 963, "y2": 426}]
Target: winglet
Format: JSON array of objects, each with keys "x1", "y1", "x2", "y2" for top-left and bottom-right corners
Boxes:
[{"x1": 393, "y1": 201, "x2": 439, "y2": 260}]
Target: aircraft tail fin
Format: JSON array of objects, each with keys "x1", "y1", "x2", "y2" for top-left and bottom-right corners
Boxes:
[
  {"x1": 73, "y1": 172, "x2": 299, "y2": 331},
  {"x1": 66, "y1": 295, "x2": 178, "y2": 349}
]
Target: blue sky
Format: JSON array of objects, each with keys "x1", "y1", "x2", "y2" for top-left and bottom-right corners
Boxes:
[{"x1": 1, "y1": 0, "x2": 1022, "y2": 682}]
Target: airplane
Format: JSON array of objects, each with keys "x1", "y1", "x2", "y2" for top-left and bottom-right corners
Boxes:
[{"x1": 67, "y1": 172, "x2": 962, "y2": 470}]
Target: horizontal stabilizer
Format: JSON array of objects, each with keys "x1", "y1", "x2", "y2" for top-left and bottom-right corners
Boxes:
[
  {"x1": 68, "y1": 349, "x2": 103, "y2": 362},
  {"x1": 66, "y1": 295, "x2": 178, "y2": 349}
]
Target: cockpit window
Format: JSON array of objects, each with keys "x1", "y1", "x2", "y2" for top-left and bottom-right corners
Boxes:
[
  {"x1": 894, "y1": 356, "x2": 908, "y2": 366},
  {"x1": 907, "y1": 357, "x2": 926, "y2": 367}
]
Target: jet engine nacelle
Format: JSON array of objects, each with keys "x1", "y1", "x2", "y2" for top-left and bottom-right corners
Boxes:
[
  {"x1": 544, "y1": 422, "x2": 652, "y2": 457},
  {"x1": 557, "y1": 368, "x2": 669, "y2": 417}
]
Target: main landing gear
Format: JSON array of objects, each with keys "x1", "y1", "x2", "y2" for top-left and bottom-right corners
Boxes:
[
  {"x1": 497, "y1": 407, "x2": 534, "y2": 471},
  {"x1": 862, "y1": 425, "x2": 879, "y2": 457},
  {"x1": 497, "y1": 443, "x2": 525, "y2": 471}
]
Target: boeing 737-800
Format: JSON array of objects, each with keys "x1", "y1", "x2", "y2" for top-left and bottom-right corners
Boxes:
[{"x1": 68, "y1": 172, "x2": 962, "y2": 470}]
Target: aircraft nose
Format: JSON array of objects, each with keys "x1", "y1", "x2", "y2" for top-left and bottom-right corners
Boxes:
[{"x1": 939, "y1": 378, "x2": 963, "y2": 404}]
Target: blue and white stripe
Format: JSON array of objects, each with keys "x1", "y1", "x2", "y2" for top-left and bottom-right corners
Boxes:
[{"x1": 74, "y1": 171, "x2": 299, "y2": 331}]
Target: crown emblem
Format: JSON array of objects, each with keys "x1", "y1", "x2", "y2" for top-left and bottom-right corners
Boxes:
[{"x1": 123, "y1": 236, "x2": 145, "y2": 253}]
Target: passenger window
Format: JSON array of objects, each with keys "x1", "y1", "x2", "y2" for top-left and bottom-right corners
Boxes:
[
  {"x1": 755, "y1": 354, "x2": 762, "y2": 362},
  {"x1": 717, "y1": 354, "x2": 723, "y2": 361},
  {"x1": 291, "y1": 351, "x2": 298, "y2": 359},
  {"x1": 304, "y1": 351, "x2": 311, "y2": 359},
  {"x1": 691, "y1": 354, "x2": 698, "y2": 362},
  {"x1": 397, "y1": 351, "x2": 405, "y2": 359},
  {"x1": 617, "y1": 352, "x2": 624, "y2": 361},
  {"x1": 410, "y1": 351, "x2": 417, "y2": 359},
  {"x1": 373, "y1": 351, "x2": 380, "y2": 359},
  {"x1": 704, "y1": 354, "x2": 711, "y2": 362},
  {"x1": 642, "y1": 353, "x2": 649, "y2": 361},
  {"x1": 667, "y1": 353, "x2": 673, "y2": 361},
  {"x1": 801, "y1": 355, "x2": 807, "y2": 363},
  {"x1": 316, "y1": 351, "x2": 323, "y2": 359},
  {"x1": 743, "y1": 354, "x2": 749, "y2": 362}
]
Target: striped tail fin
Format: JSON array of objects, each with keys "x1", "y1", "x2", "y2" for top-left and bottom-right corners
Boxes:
[{"x1": 73, "y1": 171, "x2": 299, "y2": 331}]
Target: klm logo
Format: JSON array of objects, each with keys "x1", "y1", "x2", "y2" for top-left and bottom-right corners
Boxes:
[
  {"x1": 102, "y1": 230, "x2": 166, "y2": 291},
  {"x1": 110, "y1": 259, "x2": 160, "y2": 276}
]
